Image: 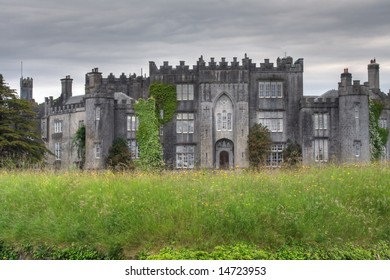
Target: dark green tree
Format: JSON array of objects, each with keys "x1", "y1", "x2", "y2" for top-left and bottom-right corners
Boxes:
[
  {"x1": 282, "y1": 139, "x2": 302, "y2": 168},
  {"x1": 247, "y1": 123, "x2": 272, "y2": 168},
  {"x1": 106, "y1": 137, "x2": 134, "y2": 171},
  {"x1": 0, "y1": 74, "x2": 49, "y2": 167}
]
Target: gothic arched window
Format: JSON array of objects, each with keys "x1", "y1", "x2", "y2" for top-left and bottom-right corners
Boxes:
[{"x1": 215, "y1": 95, "x2": 233, "y2": 132}]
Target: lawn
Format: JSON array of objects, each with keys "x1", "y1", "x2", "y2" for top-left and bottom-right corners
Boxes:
[{"x1": 0, "y1": 164, "x2": 389, "y2": 259}]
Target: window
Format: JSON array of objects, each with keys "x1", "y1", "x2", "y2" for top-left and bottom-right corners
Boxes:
[
  {"x1": 127, "y1": 115, "x2": 138, "y2": 131},
  {"x1": 258, "y1": 111, "x2": 284, "y2": 132},
  {"x1": 54, "y1": 120, "x2": 62, "y2": 133},
  {"x1": 176, "y1": 84, "x2": 194, "y2": 100},
  {"x1": 354, "y1": 103, "x2": 359, "y2": 119},
  {"x1": 354, "y1": 141, "x2": 361, "y2": 158},
  {"x1": 94, "y1": 143, "x2": 101, "y2": 158},
  {"x1": 314, "y1": 139, "x2": 328, "y2": 162},
  {"x1": 176, "y1": 145, "x2": 195, "y2": 169},
  {"x1": 176, "y1": 113, "x2": 194, "y2": 134},
  {"x1": 259, "y1": 81, "x2": 283, "y2": 98},
  {"x1": 96, "y1": 106, "x2": 101, "y2": 121},
  {"x1": 379, "y1": 118, "x2": 387, "y2": 129},
  {"x1": 314, "y1": 113, "x2": 328, "y2": 130},
  {"x1": 127, "y1": 139, "x2": 139, "y2": 159},
  {"x1": 267, "y1": 144, "x2": 284, "y2": 167},
  {"x1": 54, "y1": 143, "x2": 61, "y2": 160}
]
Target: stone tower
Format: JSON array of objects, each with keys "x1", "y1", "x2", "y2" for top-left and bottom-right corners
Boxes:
[
  {"x1": 84, "y1": 68, "x2": 115, "y2": 169},
  {"x1": 338, "y1": 69, "x2": 370, "y2": 162},
  {"x1": 20, "y1": 77, "x2": 33, "y2": 101}
]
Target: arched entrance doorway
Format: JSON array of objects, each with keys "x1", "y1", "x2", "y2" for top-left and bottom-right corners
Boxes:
[{"x1": 215, "y1": 139, "x2": 234, "y2": 169}]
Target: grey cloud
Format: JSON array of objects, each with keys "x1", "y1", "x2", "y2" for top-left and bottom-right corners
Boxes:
[{"x1": 1, "y1": 0, "x2": 390, "y2": 102}]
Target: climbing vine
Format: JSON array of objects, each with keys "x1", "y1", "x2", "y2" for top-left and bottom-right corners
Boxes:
[
  {"x1": 149, "y1": 82, "x2": 177, "y2": 125},
  {"x1": 134, "y1": 98, "x2": 165, "y2": 170},
  {"x1": 369, "y1": 99, "x2": 388, "y2": 161},
  {"x1": 72, "y1": 124, "x2": 85, "y2": 169}
]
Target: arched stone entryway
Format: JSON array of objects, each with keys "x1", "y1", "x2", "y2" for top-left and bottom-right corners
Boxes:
[{"x1": 215, "y1": 139, "x2": 234, "y2": 169}]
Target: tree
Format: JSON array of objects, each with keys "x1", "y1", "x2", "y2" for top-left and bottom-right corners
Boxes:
[
  {"x1": 0, "y1": 74, "x2": 49, "y2": 167},
  {"x1": 282, "y1": 139, "x2": 302, "y2": 168},
  {"x1": 247, "y1": 123, "x2": 272, "y2": 168},
  {"x1": 106, "y1": 137, "x2": 134, "y2": 171}
]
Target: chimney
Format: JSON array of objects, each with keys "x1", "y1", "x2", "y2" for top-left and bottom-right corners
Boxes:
[
  {"x1": 61, "y1": 75, "x2": 73, "y2": 104},
  {"x1": 340, "y1": 68, "x2": 352, "y2": 88},
  {"x1": 368, "y1": 59, "x2": 380, "y2": 90}
]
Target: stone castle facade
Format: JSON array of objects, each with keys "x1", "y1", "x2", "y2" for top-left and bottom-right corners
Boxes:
[{"x1": 39, "y1": 55, "x2": 390, "y2": 169}]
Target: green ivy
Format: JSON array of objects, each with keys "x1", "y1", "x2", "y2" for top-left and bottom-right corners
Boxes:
[
  {"x1": 149, "y1": 82, "x2": 177, "y2": 125},
  {"x1": 134, "y1": 98, "x2": 165, "y2": 170},
  {"x1": 369, "y1": 99, "x2": 389, "y2": 161}
]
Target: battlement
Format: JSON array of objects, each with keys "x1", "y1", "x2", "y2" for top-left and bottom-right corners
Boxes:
[
  {"x1": 300, "y1": 96, "x2": 339, "y2": 108},
  {"x1": 104, "y1": 72, "x2": 146, "y2": 84},
  {"x1": 149, "y1": 55, "x2": 304, "y2": 74},
  {"x1": 45, "y1": 96, "x2": 85, "y2": 115}
]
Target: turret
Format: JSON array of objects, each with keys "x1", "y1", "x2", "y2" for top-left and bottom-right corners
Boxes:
[
  {"x1": 20, "y1": 77, "x2": 33, "y2": 101},
  {"x1": 85, "y1": 68, "x2": 102, "y2": 94}
]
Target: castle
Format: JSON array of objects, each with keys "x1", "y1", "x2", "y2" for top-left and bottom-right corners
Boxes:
[{"x1": 36, "y1": 55, "x2": 389, "y2": 169}]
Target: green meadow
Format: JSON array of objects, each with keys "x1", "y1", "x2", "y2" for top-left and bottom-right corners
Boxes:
[{"x1": 0, "y1": 164, "x2": 390, "y2": 259}]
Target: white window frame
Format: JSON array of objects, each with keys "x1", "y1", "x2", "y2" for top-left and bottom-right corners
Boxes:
[
  {"x1": 267, "y1": 143, "x2": 284, "y2": 167},
  {"x1": 176, "y1": 113, "x2": 194, "y2": 134},
  {"x1": 94, "y1": 143, "x2": 101, "y2": 158},
  {"x1": 176, "y1": 145, "x2": 195, "y2": 169},
  {"x1": 54, "y1": 120, "x2": 62, "y2": 133},
  {"x1": 127, "y1": 139, "x2": 139, "y2": 159},
  {"x1": 314, "y1": 139, "x2": 328, "y2": 162},
  {"x1": 259, "y1": 81, "x2": 283, "y2": 98},
  {"x1": 177, "y1": 84, "x2": 194, "y2": 101},
  {"x1": 314, "y1": 113, "x2": 328, "y2": 130},
  {"x1": 258, "y1": 111, "x2": 284, "y2": 132},
  {"x1": 127, "y1": 115, "x2": 138, "y2": 132},
  {"x1": 96, "y1": 106, "x2": 101, "y2": 121},
  {"x1": 54, "y1": 143, "x2": 61, "y2": 160}
]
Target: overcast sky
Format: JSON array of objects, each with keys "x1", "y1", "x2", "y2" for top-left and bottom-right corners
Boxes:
[{"x1": 1, "y1": 0, "x2": 390, "y2": 103}]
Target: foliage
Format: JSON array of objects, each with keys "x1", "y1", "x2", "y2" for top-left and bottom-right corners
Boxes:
[
  {"x1": 133, "y1": 98, "x2": 164, "y2": 170},
  {"x1": 106, "y1": 137, "x2": 134, "y2": 171},
  {"x1": 149, "y1": 82, "x2": 177, "y2": 125},
  {"x1": 282, "y1": 139, "x2": 302, "y2": 168},
  {"x1": 1, "y1": 165, "x2": 390, "y2": 259},
  {"x1": 247, "y1": 123, "x2": 272, "y2": 168},
  {"x1": 369, "y1": 99, "x2": 389, "y2": 160},
  {"x1": 145, "y1": 242, "x2": 390, "y2": 260},
  {"x1": 72, "y1": 125, "x2": 86, "y2": 169},
  {"x1": 0, "y1": 241, "x2": 119, "y2": 260},
  {"x1": 0, "y1": 74, "x2": 49, "y2": 167}
]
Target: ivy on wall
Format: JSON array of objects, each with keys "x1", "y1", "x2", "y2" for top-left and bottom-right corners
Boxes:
[
  {"x1": 369, "y1": 99, "x2": 389, "y2": 160},
  {"x1": 133, "y1": 98, "x2": 165, "y2": 170},
  {"x1": 149, "y1": 82, "x2": 177, "y2": 125}
]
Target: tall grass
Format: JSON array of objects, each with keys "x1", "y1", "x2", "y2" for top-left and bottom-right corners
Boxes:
[{"x1": 0, "y1": 164, "x2": 389, "y2": 257}]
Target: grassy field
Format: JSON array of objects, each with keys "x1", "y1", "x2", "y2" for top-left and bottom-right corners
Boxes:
[{"x1": 0, "y1": 164, "x2": 389, "y2": 259}]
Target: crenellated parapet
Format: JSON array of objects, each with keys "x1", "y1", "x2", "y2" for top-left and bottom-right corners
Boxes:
[
  {"x1": 300, "y1": 96, "x2": 339, "y2": 109},
  {"x1": 44, "y1": 96, "x2": 85, "y2": 116},
  {"x1": 149, "y1": 55, "x2": 303, "y2": 75}
]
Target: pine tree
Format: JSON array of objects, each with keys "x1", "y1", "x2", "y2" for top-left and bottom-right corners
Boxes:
[{"x1": 0, "y1": 74, "x2": 49, "y2": 167}]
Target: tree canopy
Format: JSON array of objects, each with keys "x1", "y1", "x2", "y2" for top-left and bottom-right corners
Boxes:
[
  {"x1": 247, "y1": 123, "x2": 272, "y2": 168},
  {"x1": 0, "y1": 74, "x2": 48, "y2": 167}
]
